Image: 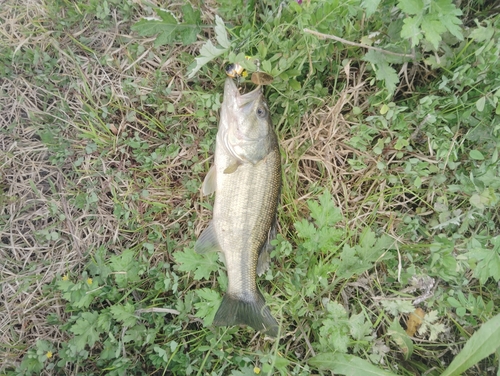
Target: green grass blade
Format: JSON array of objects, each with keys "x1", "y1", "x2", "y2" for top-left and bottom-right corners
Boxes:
[
  {"x1": 441, "y1": 313, "x2": 500, "y2": 376},
  {"x1": 308, "y1": 353, "x2": 399, "y2": 376}
]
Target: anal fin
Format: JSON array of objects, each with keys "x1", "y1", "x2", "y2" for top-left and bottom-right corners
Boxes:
[
  {"x1": 194, "y1": 221, "x2": 221, "y2": 254},
  {"x1": 256, "y1": 219, "x2": 277, "y2": 276}
]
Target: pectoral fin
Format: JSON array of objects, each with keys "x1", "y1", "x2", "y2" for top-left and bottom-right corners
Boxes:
[
  {"x1": 202, "y1": 165, "x2": 217, "y2": 196},
  {"x1": 223, "y1": 160, "x2": 241, "y2": 174},
  {"x1": 194, "y1": 221, "x2": 221, "y2": 254}
]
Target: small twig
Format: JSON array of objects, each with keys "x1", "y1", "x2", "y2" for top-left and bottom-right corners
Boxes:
[
  {"x1": 303, "y1": 28, "x2": 415, "y2": 59},
  {"x1": 300, "y1": 327, "x2": 316, "y2": 357},
  {"x1": 135, "y1": 307, "x2": 204, "y2": 323},
  {"x1": 410, "y1": 114, "x2": 431, "y2": 141},
  {"x1": 121, "y1": 326, "x2": 127, "y2": 358},
  {"x1": 135, "y1": 307, "x2": 181, "y2": 315},
  {"x1": 396, "y1": 243, "x2": 402, "y2": 284}
]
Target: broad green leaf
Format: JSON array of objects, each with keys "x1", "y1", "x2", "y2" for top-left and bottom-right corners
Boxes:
[
  {"x1": 361, "y1": 0, "x2": 381, "y2": 17},
  {"x1": 394, "y1": 137, "x2": 409, "y2": 150},
  {"x1": 308, "y1": 190, "x2": 343, "y2": 228},
  {"x1": 336, "y1": 245, "x2": 360, "y2": 279},
  {"x1": 388, "y1": 319, "x2": 413, "y2": 359},
  {"x1": 401, "y1": 17, "x2": 422, "y2": 46},
  {"x1": 380, "y1": 104, "x2": 389, "y2": 114},
  {"x1": 132, "y1": 18, "x2": 172, "y2": 37},
  {"x1": 186, "y1": 40, "x2": 228, "y2": 79},
  {"x1": 380, "y1": 300, "x2": 415, "y2": 316},
  {"x1": 295, "y1": 218, "x2": 316, "y2": 240},
  {"x1": 363, "y1": 49, "x2": 385, "y2": 65},
  {"x1": 156, "y1": 8, "x2": 177, "y2": 23},
  {"x1": 441, "y1": 14, "x2": 463, "y2": 40},
  {"x1": 289, "y1": 78, "x2": 301, "y2": 90},
  {"x1": 413, "y1": 176, "x2": 422, "y2": 189},
  {"x1": 493, "y1": 236, "x2": 500, "y2": 251},
  {"x1": 131, "y1": 6, "x2": 201, "y2": 46},
  {"x1": 185, "y1": 15, "x2": 230, "y2": 78},
  {"x1": 433, "y1": 0, "x2": 462, "y2": 17},
  {"x1": 424, "y1": 0, "x2": 463, "y2": 43},
  {"x1": 359, "y1": 227, "x2": 376, "y2": 249},
  {"x1": 422, "y1": 16, "x2": 446, "y2": 50},
  {"x1": 174, "y1": 247, "x2": 219, "y2": 280},
  {"x1": 441, "y1": 313, "x2": 500, "y2": 376},
  {"x1": 336, "y1": 228, "x2": 393, "y2": 280},
  {"x1": 309, "y1": 353, "x2": 399, "y2": 375},
  {"x1": 19, "y1": 356, "x2": 44, "y2": 373},
  {"x1": 447, "y1": 296, "x2": 462, "y2": 308},
  {"x1": 179, "y1": 27, "x2": 199, "y2": 46},
  {"x1": 468, "y1": 238, "x2": 500, "y2": 283},
  {"x1": 110, "y1": 302, "x2": 137, "y2": 327},
  {"x1": 363, "y1": 50, "x2": 399, "y2": 94},
  {"x1": 154, "y1": 26, "x2": 180, "y2": 46},
  {"x1": 374, "y1": 62, "x2": 399, "y2": 95},
  {"x1": 349, "y1": 312, "x2": 373, "y2": 340},
  {"x1": 397, "y1": 0, "x2": 424, "y2": 15},
  {"x1": 97, "y1": 311, "x2": 112, "y2": 332},
  {"x1": 69, "y1": 312, "x2": 101, "y2": 351},
  {"x1": 470, "y1": 25, "x2": 495, "y2": 43},
  {"x1": 296, "y1": 191, "x2": 344, "y2": 254},
  {"x1": 182, "y1": 4, "x2": 200, "y2": 24},
  {"x1": 469, "y1": 193, "x2": 486, "y2": 210},
  {"x1": 469, "y1": 149, "x2": 484, "y2": 160},
  {"x1": 262, "y1": 355, "x2": 290, "y2": 373},
  {"x1": 316, "y1": 302, "x2": 350, "y2": 353},
  {"x1": 109, "y1": 249, "x2": 141, "y2": 288},
  {"x1": 194, "y1": 288, "x2": 221, "y2": 325},
  {"x1": 214, "y1": 15, "x2": 231, "y2": 49},
  {"x1": 475, "y1": 97, "x2": 486, "y2": 112}
]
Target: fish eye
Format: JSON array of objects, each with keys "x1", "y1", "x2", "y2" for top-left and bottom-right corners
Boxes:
[{"x1": 256, "y1": 106, "x2": 267, "y2": 118}]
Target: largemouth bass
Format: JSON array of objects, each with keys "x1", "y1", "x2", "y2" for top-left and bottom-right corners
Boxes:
[{"x1": 195, "y1": 78, "x2": 281, "y2": 337}]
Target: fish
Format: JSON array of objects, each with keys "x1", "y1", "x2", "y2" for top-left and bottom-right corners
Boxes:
[{"x1": 195, "y1": 78, "x2": 281, "y2": 337}]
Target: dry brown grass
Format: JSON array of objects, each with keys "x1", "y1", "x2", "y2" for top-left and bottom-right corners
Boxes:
[
  {"x1": 2, "y1": 2, "x2": 129, "y2": 370},
  {"x1": 280, "y1": 61, "x2": 435, "y2": 238},
  {"x1": 0, "y1": 3, "x2": 74, "y2": 366},
  {"x1": 0, "y1": 0, "x2": 215, "y2": 369}
]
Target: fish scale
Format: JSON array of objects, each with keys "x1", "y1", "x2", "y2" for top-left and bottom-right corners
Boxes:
[{"x1": 214, "y1": 146, "x2": 280, "y2": 300}]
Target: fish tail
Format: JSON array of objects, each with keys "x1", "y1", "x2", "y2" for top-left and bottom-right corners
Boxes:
[{"x1": 213, "y1": 291, "x2": 279, "y2": 337}]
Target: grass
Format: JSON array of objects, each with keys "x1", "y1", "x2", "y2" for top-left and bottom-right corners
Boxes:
[{"x1": 1, "y1": 0, "x2": 500, "y2": 375}]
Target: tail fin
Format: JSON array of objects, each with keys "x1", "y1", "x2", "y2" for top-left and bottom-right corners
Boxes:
[{"x1": 213, "y1": 291, "x2": 279, "y2": 337}]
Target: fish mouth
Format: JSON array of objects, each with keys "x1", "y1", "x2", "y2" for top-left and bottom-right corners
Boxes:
[{"x1": 224, "y1": 78, "x2": 262, "y2": 108}]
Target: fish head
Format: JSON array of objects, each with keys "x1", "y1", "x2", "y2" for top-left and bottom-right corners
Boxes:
[{"x1": 219, "y1": 78, "x2": 275, "y2": 164}]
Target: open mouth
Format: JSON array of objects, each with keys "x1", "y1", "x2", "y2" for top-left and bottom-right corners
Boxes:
[{"x1": 224, "y1": 78, "x2": 262, "y2": 107}]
